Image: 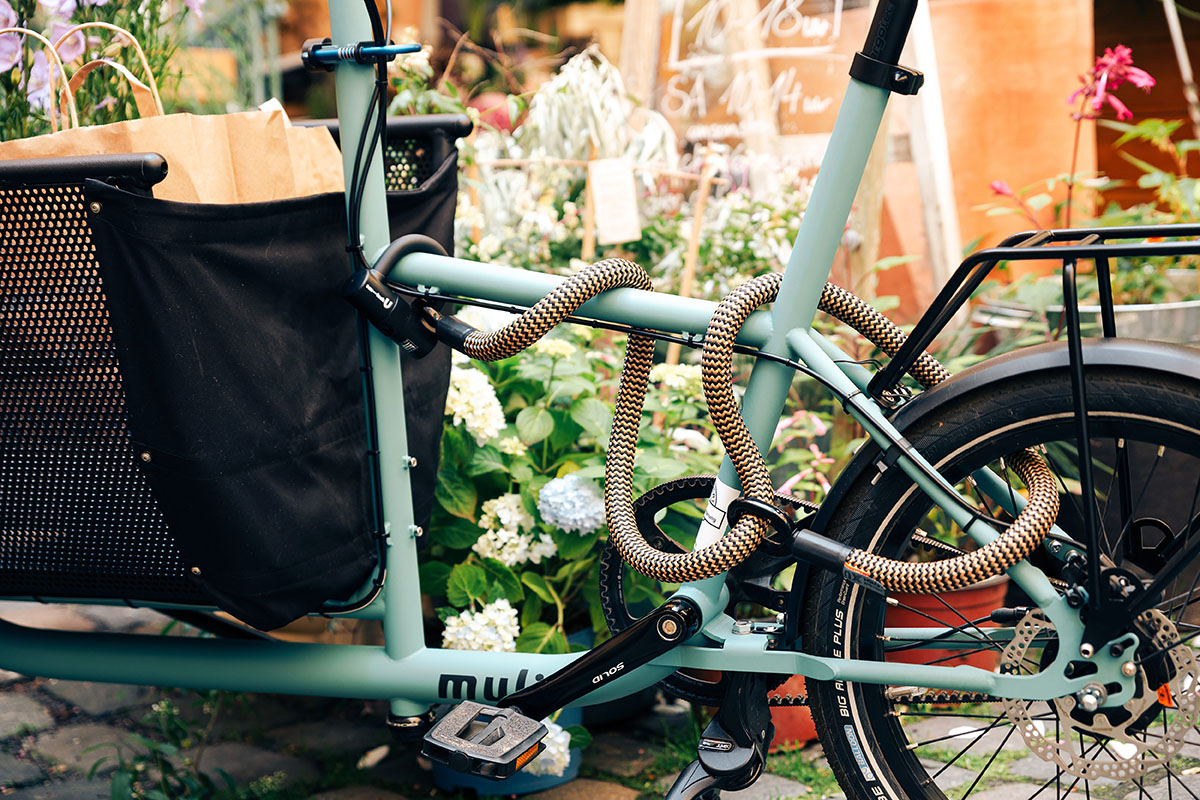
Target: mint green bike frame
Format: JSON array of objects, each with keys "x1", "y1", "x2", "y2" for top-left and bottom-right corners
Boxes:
[{"x1": 0, "y1": 0, "x2": 1136, "y2": 718}]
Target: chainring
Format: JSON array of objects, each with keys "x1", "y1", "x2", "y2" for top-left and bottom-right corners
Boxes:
[
  {"x1": 1000, "y1": 608, "x2": 1200, "y2": 781},
  {"x1": 598, "y1": 475, "x2": 814, "y2": 705}
]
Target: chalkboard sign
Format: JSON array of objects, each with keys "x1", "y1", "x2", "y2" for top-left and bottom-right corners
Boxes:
[{"x1": 656, "y1": 0, "x2": 873, "y2": 176}]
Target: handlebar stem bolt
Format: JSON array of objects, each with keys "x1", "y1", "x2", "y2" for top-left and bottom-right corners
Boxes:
[
  {"x1": 1122, "y1": 661, "x2": 1138, "y2": 677},
  {"x1": 732, "y1": 619, "x2": 752, "y2": 635}
]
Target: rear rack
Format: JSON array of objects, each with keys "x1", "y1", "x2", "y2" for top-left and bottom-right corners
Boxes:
[
  {"x1": 865, "y1": 221, "x2": 1200, "y2": 631},
  {"x1": 866, "y1": 222, "x2": 1200, "y2": 405}
]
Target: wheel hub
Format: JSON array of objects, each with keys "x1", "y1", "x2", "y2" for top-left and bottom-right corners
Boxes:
[{"x1": 1001, "y1": 608, "x2": 1200, "y2": 780}]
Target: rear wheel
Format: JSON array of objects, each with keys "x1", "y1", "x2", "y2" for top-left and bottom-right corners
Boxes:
[{"x1": 804, "y1": 368, "x2": 1200, "y2": 799}]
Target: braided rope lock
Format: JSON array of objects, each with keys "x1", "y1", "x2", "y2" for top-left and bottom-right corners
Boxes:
[
  {"x1": 450, "y1": 254, "x2": 1057, "y2": 593},
  {"x1": 611, "y1": 271, "x2": 1059, "y2": 591}
]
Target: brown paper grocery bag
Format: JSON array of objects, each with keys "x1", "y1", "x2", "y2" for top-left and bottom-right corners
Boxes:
[{"x1": 0, "y1": 108, "x2": 346, "y2": 204}]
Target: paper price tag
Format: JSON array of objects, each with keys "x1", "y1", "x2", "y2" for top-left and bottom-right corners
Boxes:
[{"x1": 587, "y1": 157, "x2": 643, "y2": 246}]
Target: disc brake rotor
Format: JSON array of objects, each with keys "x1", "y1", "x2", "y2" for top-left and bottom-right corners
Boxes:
[{"x1": 1001, "y1": 608, "x2": 1200, "y2": 781}]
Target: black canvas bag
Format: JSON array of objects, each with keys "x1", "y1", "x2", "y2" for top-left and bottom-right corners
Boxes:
[{"x1": 85, "y1": 148, "x2": 456, "y2": 630}]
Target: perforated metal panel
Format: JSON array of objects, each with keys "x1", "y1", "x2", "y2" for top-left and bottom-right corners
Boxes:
[
  {"x1": 0, "y1": 183, "x2": 205, "y2": 603},
  {"x1": 384, "y1": 138, "x2": 438, "y2": 191}
]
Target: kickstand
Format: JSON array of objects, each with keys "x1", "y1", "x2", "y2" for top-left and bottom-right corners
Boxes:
[{"x1": 664, "y1": 673, "x2": 774, "y2": 800}]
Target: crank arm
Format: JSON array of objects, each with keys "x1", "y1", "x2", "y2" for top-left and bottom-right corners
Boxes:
[{"x1": 498, "y1": 597, "x2": 701, "y2": 721}]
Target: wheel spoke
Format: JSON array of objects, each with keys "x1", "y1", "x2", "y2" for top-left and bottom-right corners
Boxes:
[{"x1": 805, "y1": 373, "x2": 1200, "y2": 799}]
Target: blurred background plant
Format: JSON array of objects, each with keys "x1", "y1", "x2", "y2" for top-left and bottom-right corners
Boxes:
[
  {"x1": 974, "y1": 44, "x2": 1200, "y2": 349},
  {"x1": 0, "y1": 0, "x2": 198, "y2": 141}
]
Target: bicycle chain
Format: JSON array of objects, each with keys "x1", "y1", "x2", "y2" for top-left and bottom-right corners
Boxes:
[{"x1": 766, "y1": 690, "x2": 997, "y2": 707}]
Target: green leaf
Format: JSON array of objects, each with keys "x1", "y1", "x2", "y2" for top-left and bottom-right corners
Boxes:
[
  {"x1": 1026, "y1": 193, "x2": 1052, "y2": 211},
  {"x1": 436, "y1": 605, "x2": 458, "y2": 622},
  {"x1": 517, "y1": 406, "x2": 555, "y2": 444},
  {"x1": 111, "y1": 769, "x2": 134, "y2": 800},
  {"x1": 571, "y1": 464, "x2": 607, "y2": 479},
  {"x1": 480, "y1": 558, "x2": 524, "y2": 604},
  {"x1": 566, "y1": 724, "x2": 593, "y2": 750},
  {"x1": 637, "y1": 455, "x2": 689, "y2": 479},
  {"x1": 521, "y1": 595, "x2": 544, "y2": 626},
  {"x1": 548, "y1": 412, "x2": 584, "y2": 452},
  {"x1": 467, "y1": 445, "x2": 507, "y2": 476},
  {"x1": 549, "y1": 375, "x2": 595, "y2": 403},
  {"x1": 1118, "y1": 150, "x2": 1163, "y2": 176},
  {"x1": 441, "y1": 423, "x2": 473, "y2": 466},
  {"x1": 553, "y1": 530, "x2": 599, "y2": 561},
  {"x1": 545, "y1": 628, "x2": 569, "y2": 654},
  {"x1": 570, "y1": 396, "x2": 613, "y2": 436},
  {"x1": 435, "y1": 468, "x2": 477, "y2": 520},
  {"x1": 521, "y1": 572, "x2": 555, "y2": 603},
  {"x1": 447, "y1": 563, "x2": 488, "y2": 607},
  {"x1": 418, "y1": 561, "x2": 452, "y2": 597},
  {"x1": 438, "y1": 517, "x2": 485, "y2": 549},
  {"x1": 511, "y1": 460, "x2": 535, "y2": 484},
  {"x1": 515, "y1": 621, "x2": 555, "y2": 653}
]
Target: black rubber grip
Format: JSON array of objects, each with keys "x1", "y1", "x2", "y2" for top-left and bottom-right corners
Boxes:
[
  {"x1": 790, "y1": 528, "x2": 853, "y2": 573},
  {"x1": 435, "y1": 314, "x2": 477, "y2": 352},
  {"x1": 862, "y1": 0, "x2": 918, "y2": 64}
]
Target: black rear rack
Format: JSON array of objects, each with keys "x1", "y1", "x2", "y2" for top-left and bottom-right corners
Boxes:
[
  {"x1": 866, "y1": 222, "x2": 1200, "y2": 405},
  {"x1": 867, "y1": 221, "x2": 1200, "y2": 638}
]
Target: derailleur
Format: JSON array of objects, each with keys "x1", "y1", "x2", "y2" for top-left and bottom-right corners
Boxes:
[{"x1": 665, "y1": 672, "x2": 775, "y2": 800}]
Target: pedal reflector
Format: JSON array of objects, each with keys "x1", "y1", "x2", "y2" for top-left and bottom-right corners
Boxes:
[{"x1": 422, "y1": 702, "x2": 547, "y2": 779}]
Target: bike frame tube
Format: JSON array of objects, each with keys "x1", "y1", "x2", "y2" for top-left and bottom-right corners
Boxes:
[{"x1": 0, "y1": 0, "x2": 1124, "y2": 710}]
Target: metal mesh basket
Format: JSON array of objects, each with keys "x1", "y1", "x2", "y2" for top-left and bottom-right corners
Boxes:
[
  {"x1": 0, "y1": 182, "x2": 203, "y2": 603},
  {"x1": 0, "y1": 115, "x2": 466, "y2": 608}
]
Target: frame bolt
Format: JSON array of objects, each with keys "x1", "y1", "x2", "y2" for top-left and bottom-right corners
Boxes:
[
  {"x1": 1076, "y1": 682, "x2": 1107, "y2": 713},
  {"x1": 1109, "y1": 641, "x2": 1126, "y2": 657},
  {"x1": 88, "y1": 201, "x2": 102, "y2": 214},
  {"x1": 409, "y1": 525, "x2": 423, "y2": 538},
  {"x1": 731, "y1": 619, "x2": 752, "y2": 635},
  {"x1": 1079, "y1": 643, "x2": 1095, "y2": 659},
  {"x1": 658, "y1": 618, "x2": 679, "y2": 639},
  {"x1": 403, "y1": 456, "x2": 418, "y2": 468},
  {"x1": 1122, "y1": 661, "x2": 1138, "y2": 677}
]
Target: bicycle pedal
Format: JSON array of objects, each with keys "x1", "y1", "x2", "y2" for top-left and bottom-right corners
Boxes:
[{"x1": 422, "y1": 701, "x2": 547, "y2": 779}]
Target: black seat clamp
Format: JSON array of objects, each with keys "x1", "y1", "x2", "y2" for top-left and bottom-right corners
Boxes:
[{"x1": 850, "y1": 51, "x2": 924, "y2": 95}]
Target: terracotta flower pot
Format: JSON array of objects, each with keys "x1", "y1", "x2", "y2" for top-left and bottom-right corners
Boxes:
[
  {"x1": 884, "y1": 574, "x2": 1010, "y2": 671},
  {"x1": 769, "y1": 675, "x2": 818, "y2": 752}
]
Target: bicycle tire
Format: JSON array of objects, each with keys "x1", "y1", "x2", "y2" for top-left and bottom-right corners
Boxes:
[{"x1": 803, "y1": 367, "x2": 1200, "y2": 799}]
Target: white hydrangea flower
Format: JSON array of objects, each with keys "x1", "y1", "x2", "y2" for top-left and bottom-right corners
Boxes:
[
  {"x1": 532, "y1": 338, "x2": 576, "y2": 358},
  {"x1": 524, "y1": 719, "x2": 572, "y2": 776},
  {"x1": 472, "y1": 527, "x2": 557, "y2": 567},
  {"x1": 446, "y1": 367, "x2": 506, "y2": 445},
  {"x1": 497, "y1": 436, "x2": 527, "y2": 457},
  {"x1": 441, "y1": 598, "x2": 520, "y2": 652},
  {"x1": 649, "y1": 363, "x2": 705, "y2": 403},
  {"x1": 538, "y1": 474, "x2": 606, "y2": 535},
  {"x1": 472, "y1": 494, "x2": 556, "y2": 566},
  {"x1": 479, "y1": 494, "x2": 535, "y2": 534}
]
